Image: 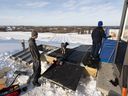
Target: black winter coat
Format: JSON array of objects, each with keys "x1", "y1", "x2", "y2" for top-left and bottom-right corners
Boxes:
[
  {"x1": 91, "y1": 27, "x2": 106, "y2": 44},
  {"x1": 28, "y1": 38, "x2": 40, "y2": 60}
]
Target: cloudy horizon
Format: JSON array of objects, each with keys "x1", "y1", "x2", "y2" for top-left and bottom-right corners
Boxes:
[{"x1": 0, "y1": 0, "x2": 124, "y2": 26}]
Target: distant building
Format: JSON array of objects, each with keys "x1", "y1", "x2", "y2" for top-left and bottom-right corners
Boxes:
[
  {"x1": 12, "y1": 26, "x2": 16, "y2": 30},
  {"x1": 0, "y1": 26, "x2": 6, "y2": 31},
  {"x1": 6, "y1": 26, "x2": 12, "y2": 31}
]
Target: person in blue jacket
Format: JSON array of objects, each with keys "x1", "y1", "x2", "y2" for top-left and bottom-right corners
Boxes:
[{"x1": 91, "y1": 21, "x2": 110, "y2": 61}]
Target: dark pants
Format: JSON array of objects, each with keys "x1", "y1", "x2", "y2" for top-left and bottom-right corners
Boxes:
[
  {"x1": 29, "y1": 59, "x2": 41, "y2": 83},
  {"x1": 91, "y1": 42, "x2": 101, "y2": 60}
]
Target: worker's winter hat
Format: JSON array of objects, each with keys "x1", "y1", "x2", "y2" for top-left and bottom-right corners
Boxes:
[
  {"x1": 98, "y1": 21, "x2": 103, "y2": 27},
  {"x1": 31, "y1": 31, "x2": 38, "y2": 37}
]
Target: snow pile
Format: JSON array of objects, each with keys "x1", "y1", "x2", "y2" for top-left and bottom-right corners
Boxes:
[
  {"x1": 0, "y1": 32, "x2": 30, "y2": 41},
  {"x1": 0, "y1": 40, "x2": 21, "y2": 53},
  {"x1": 70, "y1": 34, "x2": 92, "y2": 45},
  {"x1": 0, "y1": 52, "x2": 13, "y2": 70},
  {"x1": 19, "y1": 76, "x2": 101, "y2": 96},
  {"x1": 0, "y1": 52, "x2": 18, "y2": 86},
  {"x1": 0, "y1": 52, "x2": 101, "y2": 96},
  {"x1": 49, "y1": 33, "x2": 92, "y2": 45},
  {"x1": 0, "y1": 32, "x2": 92, "y2": 50},
  {"x1": 49, "y1": 34, "x2": 74, "y2": 43}
]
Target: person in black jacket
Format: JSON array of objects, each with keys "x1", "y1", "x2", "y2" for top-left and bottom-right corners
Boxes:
[
  {"x1": 91, "y1": 21, "x2": 110, "y2": 61},
  {"x1": 27, "y1": 31, "x2": 41, "y2": 87}
]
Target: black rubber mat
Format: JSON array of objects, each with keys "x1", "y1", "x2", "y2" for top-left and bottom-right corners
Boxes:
[
  {"x1": 42, "y1": 62, "x2": 83, "y2": 91},
  {"x1": 48, "y1": 45, "x2": 92, "y2": 65}
]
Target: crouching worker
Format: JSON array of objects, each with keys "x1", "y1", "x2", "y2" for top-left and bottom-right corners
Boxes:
[
  {"x1": 27, "y1": 31, "x2": 41, "y2": 87},
  {"x1": 61, "y1": 42, "x2": 69, "y2": 55},
  {"x1": 52, "y1": 42, "x2": 69, "y2": 66}
]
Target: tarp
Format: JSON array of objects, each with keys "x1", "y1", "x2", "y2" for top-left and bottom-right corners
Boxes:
[
  {"x1": 65, "y1": 45, "x2": 91, "y2": 64},
  {"x1": 100, "y1": 40, "x2": 117, "y2": 63}
]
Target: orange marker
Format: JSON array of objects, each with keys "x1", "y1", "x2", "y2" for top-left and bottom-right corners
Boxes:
[{"x1": 122, "y1": 87, "x2": 127, "y2": 96}]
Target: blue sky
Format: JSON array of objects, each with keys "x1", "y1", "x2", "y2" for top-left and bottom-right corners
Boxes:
[{"x1": 0, "y1": 0, "x2": 124, "y2": 26}]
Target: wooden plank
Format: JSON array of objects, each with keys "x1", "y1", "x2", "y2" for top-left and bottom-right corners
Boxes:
[
  {"x1": 84, "y1": 66, "x2": 97, "y2": 78},
  {"x1": 45, "y1": 55, "x2": 57, "y2": 64}
]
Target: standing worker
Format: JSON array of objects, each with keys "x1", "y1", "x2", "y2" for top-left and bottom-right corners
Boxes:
[
  {"x1": 21, "y1": 39, "x2": 25, "y2": 50},
  {"x1": 91, "y1": 21, "x2": 111, "y2": 61},
  {"x1": 27, "y1": 31, "x2": 41, "y2": 87}
]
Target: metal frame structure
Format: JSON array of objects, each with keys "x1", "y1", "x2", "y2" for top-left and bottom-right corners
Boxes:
[{"x1": 113, "y1": 0, "x2": 128, "y2": 95}]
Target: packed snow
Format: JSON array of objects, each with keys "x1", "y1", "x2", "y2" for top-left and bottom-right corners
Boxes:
[{"x1": 0, "y1": 32, "x2": 101, "y2": 96}]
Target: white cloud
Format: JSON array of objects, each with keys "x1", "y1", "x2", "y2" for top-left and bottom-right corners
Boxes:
[
  {"x1": 0, "y1": 0, "x2": 123, "y2": 26},
  {"x1": 53, "y1": 0, "x2": 121, "y2": 25},
  {"x1": 63, "y1": 0, "x2": 77, "y2": 10},
  {"x1": 62, "y1": 0, "x2": 104, "y2": 10},
  {"x1": 18, "y1": 1, "x2": 49, "y2": 8},
  {"x1": 0, "y1": 16, "x2": 24, "y2": 20},
  {"x1": 0, "y1": 6, "x2": 122, "y2": 26}
]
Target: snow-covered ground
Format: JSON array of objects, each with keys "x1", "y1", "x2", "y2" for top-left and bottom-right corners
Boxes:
[{"x1": 0, "y1": 32, "x2": 101, "y2": 96}]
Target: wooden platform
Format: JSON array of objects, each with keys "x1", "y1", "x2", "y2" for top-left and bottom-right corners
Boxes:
[
  {"x1": 96, "y1": 63, "x2": 121, "y2": 96},
  {"x1": 84, "y1": 66, "x2": 98, "y2": 78}
]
